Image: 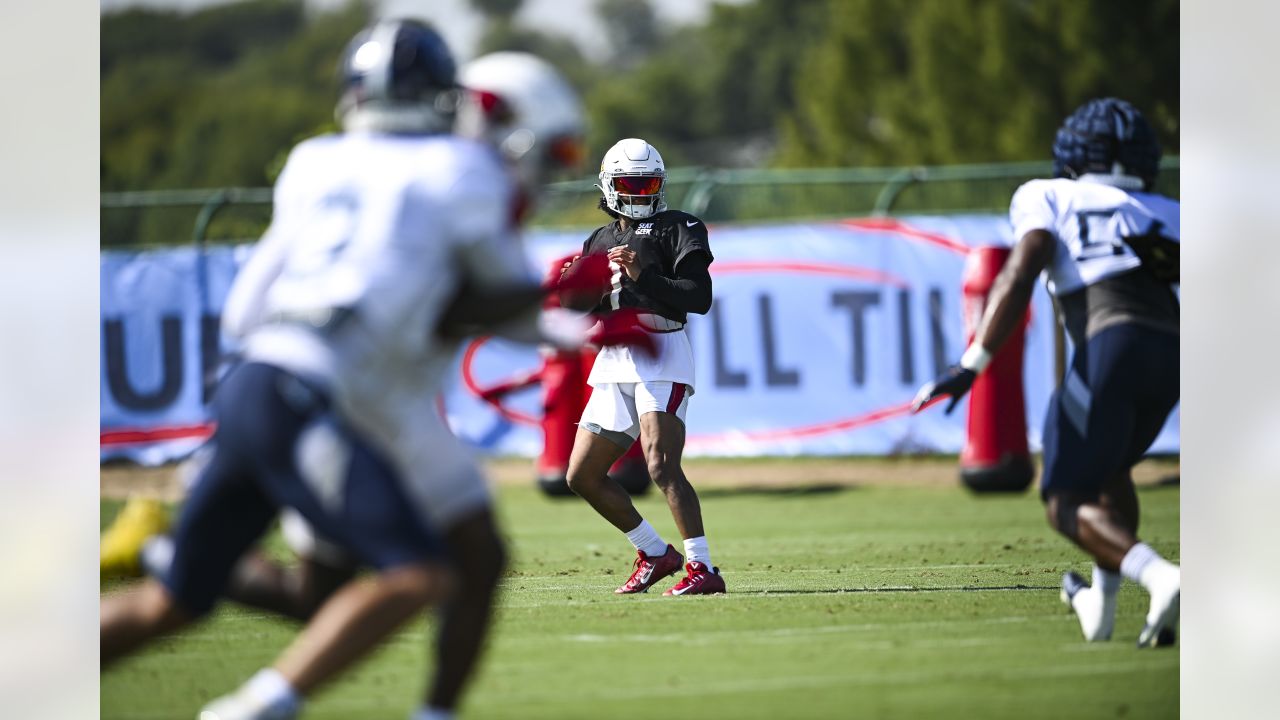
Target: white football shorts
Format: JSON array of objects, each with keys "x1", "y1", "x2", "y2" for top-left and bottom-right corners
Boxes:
[{"x1": 579, "y1": 381, "x2": 691, "y2": 446}]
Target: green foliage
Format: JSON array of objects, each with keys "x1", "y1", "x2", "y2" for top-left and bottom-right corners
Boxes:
[
  {"x1": 474, "y1": 19, "x2": 594, "y2": 90},
  {"x1": 582, "y1": 0, "x2": 828, "y2": 167},
  {"x1": 469, "y1": 0, "x2": 523, "y2": 20},
  {"x1": 101, "y1": 0, "x2": 1179, "y2": 244},
  {"x1": 777, "y1": 0, "x2": 1179, "y2": 168},
  {"x1": 594, "y1": 0, "x2": 663, "y2": 69},
  {"x1": 102, "y1": 0, "x2": 368, "y2": 245}
]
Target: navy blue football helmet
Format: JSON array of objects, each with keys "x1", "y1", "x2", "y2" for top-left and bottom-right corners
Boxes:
[
  {"x1": 1051, "y1": 98, "x2": 1161, "y2": 190},
  {"x1": 336, "y1": 19, "x2": 459, "y2": 134}
]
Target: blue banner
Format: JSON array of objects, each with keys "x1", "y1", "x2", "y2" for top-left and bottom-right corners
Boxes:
[{"x1": 101, "y1": 215, "x2": 1179, "y2": 464}]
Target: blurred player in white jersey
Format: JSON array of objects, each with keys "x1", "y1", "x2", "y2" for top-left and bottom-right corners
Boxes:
[
  {"x1": 914, "y1": 98, "x2": 1180, "y2": 647},
  {"x1": 101, "y1": 51, "x2": 604, "y2": 622},
  {"x1": 100, "y1": 21, "x2": 646, "y2": 720},
  {"x1": 561, "y1": 138, "x2": 726, "y2": 596}
]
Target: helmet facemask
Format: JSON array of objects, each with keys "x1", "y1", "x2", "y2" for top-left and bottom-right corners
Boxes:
[{"x1": 603, "y1": 173, "x2": 666, "y2": 219}]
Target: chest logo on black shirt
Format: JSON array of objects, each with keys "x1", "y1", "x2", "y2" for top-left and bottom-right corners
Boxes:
[{"x1": 635, "y1": 222, "x2": 655, "y2": 236}]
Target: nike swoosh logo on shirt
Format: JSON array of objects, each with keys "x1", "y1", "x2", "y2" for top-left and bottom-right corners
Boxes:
[{"x1": 686, "y1": 221, "x2": 699, "y2": 227}]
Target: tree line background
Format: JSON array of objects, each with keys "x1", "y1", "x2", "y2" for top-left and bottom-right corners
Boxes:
[{"x1": 102, "y1": 0, "x2": 1178, "y2": 245}]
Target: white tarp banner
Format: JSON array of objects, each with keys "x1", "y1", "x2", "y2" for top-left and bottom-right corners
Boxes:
[{"x1": 101, "y1": 215, "x2": 1179, "y2": 464}]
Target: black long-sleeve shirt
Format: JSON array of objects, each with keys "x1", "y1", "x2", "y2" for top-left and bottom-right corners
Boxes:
[
  {"x1": 635, "y1": 251, "x2": 712, "y2": 315},
  {"x1": 580, "y1": 209, "x2": 714, "y2": 323}
]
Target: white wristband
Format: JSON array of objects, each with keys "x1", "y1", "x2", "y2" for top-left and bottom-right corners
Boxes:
[{"x1": 960, "y1": 344, "x2": 993, "y2": 373}]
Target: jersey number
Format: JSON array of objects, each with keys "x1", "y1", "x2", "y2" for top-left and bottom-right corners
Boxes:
[
  {"x1": 283, "y1": 192, "x2": 360, "y2": 278},
  {"x1": 1074, "y1": 209, "x2": 1179, "y2": 283}
]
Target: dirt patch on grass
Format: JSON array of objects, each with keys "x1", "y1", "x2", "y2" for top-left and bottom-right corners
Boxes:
[{"x1": 100, "y1": 455, "x2": 1179, "y2": 500}]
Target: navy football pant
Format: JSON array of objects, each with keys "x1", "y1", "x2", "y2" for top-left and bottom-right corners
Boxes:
[
  {"x1": 163, "y1": 362, "x2": 445, "y2": 616},
  {"x1": 1040, "y1": 324, "x2": 1179, "y2": 501}
]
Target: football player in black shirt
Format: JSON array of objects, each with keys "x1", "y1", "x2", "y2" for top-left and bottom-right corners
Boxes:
[{"x1": 562, "y1": 138, "x2": 725, "y2": 595}]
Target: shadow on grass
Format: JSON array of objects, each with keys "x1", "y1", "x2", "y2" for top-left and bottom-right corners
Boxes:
[{"x1": 697, "y1": 483, "x2": 855, "y2": 499}]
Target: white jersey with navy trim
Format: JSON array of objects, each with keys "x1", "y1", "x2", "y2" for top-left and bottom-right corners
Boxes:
[
  {"x1": 1009, "y1": 177, "x2": 1180, "y2": 296},
  {"x1": 224, "y1": 132, "x2": 530, "y2": 401},
  {"x1": 221, "y1": 132, "x2": 530, "y2": 524}
]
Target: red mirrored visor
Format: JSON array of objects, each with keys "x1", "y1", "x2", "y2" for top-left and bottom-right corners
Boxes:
[
  {"x1": 612, "y1": 175, "x2": 663, "y2": 196},
  {"x1": 549, "y1": 135, "x2": 585, "y2": 169}
]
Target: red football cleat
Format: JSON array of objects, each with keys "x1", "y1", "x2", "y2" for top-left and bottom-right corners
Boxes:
[
  {"x1": 663, "y1": 561, "x2": 726, "y2": 596},
  {"x1": 615, "y1": 544, "x2": 683, "y2": 594}
]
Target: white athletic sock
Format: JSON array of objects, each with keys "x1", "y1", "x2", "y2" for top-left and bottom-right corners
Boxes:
[
  {"x1": 245, "y1": 668, "x2": 300, "y2": 712},
  {"x1": 683, "y1": 536, "x2": 711, "y2": 569},
  {"x1": 624, "y1": 519, "x2": 668, "y2": 558},
  {"x1": 410, "y1": 707, "x2": 455, "y2": 720},
  {"x1": 1093, "y1": 563, "x2": 1121, "y2": 597},
  {"x1": 1119, "y1": 542, "x2": 1179, "y2": 592},
  {"x1": 140, "y1": 535, "x2": 174, "y2": 578}
]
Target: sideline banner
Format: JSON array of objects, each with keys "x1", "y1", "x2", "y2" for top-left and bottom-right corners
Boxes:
[{"x1": 101, "y1": 215, "x2": 1179, "y2": 464}]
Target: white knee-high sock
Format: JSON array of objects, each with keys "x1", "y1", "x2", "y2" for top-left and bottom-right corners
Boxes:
[
  {"x1": 1120, "y1": 542, "x2": 1179, "y2": 592},
  {"x1": 624, "y1": 519, "x2": 668, "y2": 558},
  {"x1": 244, "y1": 668, "x2": 300, "y2": 712},
  {"x1": 1093, "y1": 563, "x2": 1121, "y2": 597},
  {"x1": 140, "y1": 534, "x2": 174, "y2": 578}
]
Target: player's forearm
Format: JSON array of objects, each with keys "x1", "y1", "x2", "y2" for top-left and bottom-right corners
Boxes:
[
  {"x1": 634, "y1": 261, "x2": 713, "y2": 314},
  {"x1": 436, "y1": 282, "x2": 547, "y2": 338},
  {"x1": 975, "y1": 271, "x2": 1036, "y2": 358},
  {"x1": 967, "y1": 230, "x2": 1055, "y2": 371}
]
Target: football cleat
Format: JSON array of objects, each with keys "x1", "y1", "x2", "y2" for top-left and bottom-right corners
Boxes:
[
  {"x1": 663, "y1": 561, "x2": 726, "y2": 596},
  {"x1": 198, "y1": 691, "x2": 299, "y2": 720},
  {"x1": 615, "y1": 544, "x2": 682, "y2": 594},
  {"x1": 101, "y1": 496, "x2": 170, "y2": 580},
  {"x1": 1136, "y1": 575, "x2": 1180, "y2": 649},
  {"x1": 1060, "y1": 571, "x2": 1115, "y2": 642}
]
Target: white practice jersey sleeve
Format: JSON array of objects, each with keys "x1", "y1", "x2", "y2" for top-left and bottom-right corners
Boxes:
[
  {"x1": 221, "y1": 167, "x2": 300, "y2": 341},
  {"x1": 1009, "y1": 178, "x2": 1180, "y2": 296}
]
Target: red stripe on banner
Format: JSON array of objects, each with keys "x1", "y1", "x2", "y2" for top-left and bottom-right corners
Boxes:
[
  {"x1": 460, "y1": 337, "x2": 541, "y2": 427},
  {"x1": 711, "y1": 260, "x2": 909, "y2": 288},
  {"x1": 666, "y1": 383, "x2": 687, "y2": 414},
  {"x1": 687, "y1": 399, "x2": 916, "y2": 448},
  {"x1": 101, "y1": 422, "x2": 216, "y2": 446},
  {"x1": 836, "y1": 217, "x2": 971, "y2": 255}
]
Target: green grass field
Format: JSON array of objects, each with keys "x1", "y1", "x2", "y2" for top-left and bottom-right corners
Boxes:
[{"x1": 100, "y1": 461, "x2": 1179, "y2": 719}]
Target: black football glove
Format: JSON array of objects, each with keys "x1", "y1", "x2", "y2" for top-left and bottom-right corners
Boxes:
[{"x1": 911, "y1": 364, "x2": 977, "y2": 415}]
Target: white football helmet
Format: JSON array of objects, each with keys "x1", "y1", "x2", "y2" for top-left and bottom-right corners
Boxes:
[
  {"x1": 597, "y1": 138, "x2": 666, "y2": 220},
  {"x1": 455, "y1": 52, "x2": 586, "y2": 191}
]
